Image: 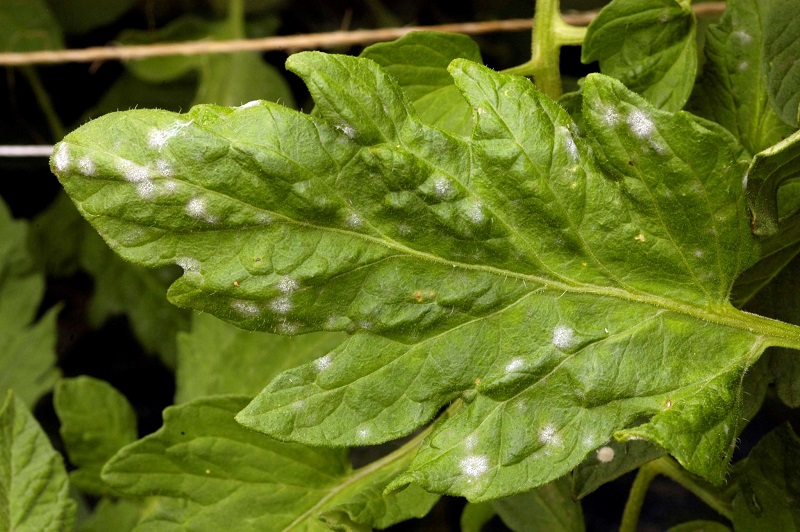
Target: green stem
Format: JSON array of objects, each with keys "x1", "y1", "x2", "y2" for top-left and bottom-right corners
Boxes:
[
  {"x1": 619, "y1": 461, "x2": 659, "y2": 532},
  {"x1": 503, "y1": 0, "x2": 588, "y2": 98},
  {"x1": 21, "y1": 66, "x2": 65, "y2": 141},
  {"x1": 620, "y1": 457, "x2": 733, "y2": 531}
]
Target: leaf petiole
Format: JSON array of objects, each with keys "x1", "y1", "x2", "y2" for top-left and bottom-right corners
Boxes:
[{"x1": 620, "y1": 456, "x2": 733, "y2": 532}]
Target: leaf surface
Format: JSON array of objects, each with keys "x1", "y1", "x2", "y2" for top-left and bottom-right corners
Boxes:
[
  {"x1": 732, "y1": 424, "x2": 800, "y2": 530},
  {"x1": 763, "y1": 2, "x2": 800, "y2": 127},
  {"x1": 54, "y1": 376, "x2": 138, "y2": 495},
  {"x1": 52, "y1": 52, "x2": 800, "y2": 500},
  {"x1": 0, "y1": 392, "x2": 75, "y2": 531},
  {"x1": 492, "y1": 476, "x2": 584, "y2": 532},
  {"x1": 101, "y1": 396, "x2": 438, "y2": 531},
  {"x1": 581, "y1": 0, "x2": 696, "y2": 112},
  {"x1": 688, "y1": 0, "x2": 794, "y2": 155},
  {"x1": 361, "y1": 31, "x2": 481, "y2": 137},
  {"x1": 0, "y1": 197, "x2": 58, "y2": 406},
  {"x1": 571, "y1": 440, "x2": 665, "y2": 499},
  {"x1": 176, "y1": 312, "x2": 345, "y2": 403}
]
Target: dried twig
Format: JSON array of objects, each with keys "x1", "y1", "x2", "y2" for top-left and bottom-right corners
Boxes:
[{"x1": 0, "y1": 3, "x2": 725, "y2": 67}]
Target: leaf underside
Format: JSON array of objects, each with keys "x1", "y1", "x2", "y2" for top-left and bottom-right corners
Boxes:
[{"x1": 53, "y1": 49, "x2": 794, "y2": 500}]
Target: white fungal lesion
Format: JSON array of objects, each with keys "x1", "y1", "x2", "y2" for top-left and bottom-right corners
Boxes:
[
  {"x1": 345, "y1": 212, "x2": 363, "y2": 228},
  {"x1": 148, "y1": 120, "x2": 193, "y2": 150},
  {"x1": 551, "y1": 325, "x2": 575, "y2": 350},
  {"x1": 334, "y1": 123, "x2": 357, "y2": 139},
  {"x1": 433, "y1": 177, "x2": 453, "y2": 199},
  {"x1": 464, "y1": 201, "x2": 486, "y2": 224},
  {"x1": 505, "y1": 358, "x2": 524, "y2": 373},
  {"x1": 176, "y1": 257, "x2": 201, "y2": 273},
  {"x1": 53, "y1": 144, "x2": 70, "y2": 172},
  {"x1": 314, "y1": 354, "x2": 332, "y2": 371},
  {"x1": 231, "y1": 300, "x2": 260, "y2": 317},
  {"x1": 185, "y1": 196, "x2": 217, "y2": 223},
  {"x1": 459, "y1": 455, "x2": 489, "y2": 478},
  {"x1": 236, "y1": 100, "x2": 262, "y2": 110},
  {"x1": 269, "y1": 296, "x2": 292, "y2": 314},
  {"x1": 627, "y1": 110, "x2": 655, "y2": 138},
  {"x1": 155, "y1": 159, "x2": 173, "y2": 176},
  {"x1": 539, "y1": 423, "x2": 562, "y2": 447},
  {"x1": 276, "y1": 276, "x2": 299, "y2": 294},
  {"x1": 596, "y1": 446, "x2": 615, "y2": 463},
  {"x1": 559, "y1": 126, "x2": 579, "y2": 160},
  {"x1": 77, "y1": 156, "x2": 95, "y2": 176}
]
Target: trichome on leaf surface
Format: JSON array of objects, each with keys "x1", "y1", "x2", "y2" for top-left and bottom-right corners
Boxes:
[{"x1": 2, "y1": 0, "x2": 800, "y2": 530}]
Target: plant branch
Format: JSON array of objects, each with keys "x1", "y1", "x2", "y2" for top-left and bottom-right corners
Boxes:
[
  {"x1": 0, "y1": 3, "x2": 725, "y2": 67},
  {"x1": 21, "y1": 67, "x2": 65, "y2": 141},
  {"x1": 620, "y1": 456, "x2": 733, "y2": 531}
]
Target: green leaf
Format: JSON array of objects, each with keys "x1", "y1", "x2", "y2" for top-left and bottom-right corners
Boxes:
[
  {"x1": 0, "y1": 0, "x2": 63, "y2": 52},
  {"x1": 102, "y1": 396, "x2": 439, "y2": 530},
  {"x1": 118, "y1": 14, "x2": 294, "y2": 108},
  {"x1": 571, "y1": 440, "x2": 665, "y2": 499},
  {"x1": 53, "y1": 376, "x2": 138, "y2": 495},
  {"x1": 44, "y1": 0, "x2": 134, "y2": 34},
  {"x1": 52, "y1": 53, "x2": 800, "y2": 501},
  {"x1": 666, "y1": 521, "x2": 730, "y2": 532},
  {"x1": 581, "y1": 0, "x2": 696, "y2": 112},
  {"x1": 732, "y1": 424, "x2": 800, "y2": 530},
  {"x1": 460, "y1": 502, "x2": 496, "y2": 532},
  {"x1": 176, "y1": 312, "x2": 346, "y2": 403},
  {"x1": 81, "y1": 230, "x2": 190, "y2": 366},
  {"x1": 763, "y1": 3, "x2": 800, "y2": 127},
  {"x1": 744, "y1": 129, "x2": 800, "y2": 236},
  {"x1": 76, "y1": 497, "x2": 144, "y2": 532},
  {"x1": 492, "y1": 476, "x2": 584, "y2": 532},
  {"x1": 30, "y1": 192, "x2": 85, "y2": 277},
  {"x1": 0, "y1": 391, "x2": 76, "y2": 531},
  {"x1": 0, "y1": 197, "x2": 58, "y2": 407},
  {"x1": 361, "y1": 31, "x2": 482, "y2": 137},
  {"x1": 688, "y1": 0, "x2": 795, "y2": 155}
]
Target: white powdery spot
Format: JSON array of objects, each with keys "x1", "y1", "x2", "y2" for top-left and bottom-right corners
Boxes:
[
  {"x1": 118, "y1": 159, "x2": 150, "y2": 183},
  {"x1": 231, "y1": 300, "x2": 260, "y2": 317},
  {"x1": 269, "y1": 296, "x2": 292, "y2": 314},
  {"x1": 559, "y1": 126, "x2": 579, "y2": 160},
  {"x1": 148, "y1": 120, "x2": 193, "y2": 150},
  {"x1": 693, "y1": 249, "x2": 704, "y2": 258},
  {"x1": 737, "y1": 61, "x2": 749, "y2": 72},
  {"x1": 176, "y1": 257, "x2": 201, "y2": 273},
  {"x1": 505, "y1": 358, "x2": 524, "y2": 373},
  {"x1": 185, "y1": 197, "x2": 216, "y2": 223},
  {"x1": 276, "y1": 276, "x2": 299, "y2": 294},
  {"x1": 551, "y1": 325, "x2": 575, "y2": 350},
  {"x1": 596, "y1": 446, "x2": 615, "y2": 463},
  {"x1": 277, "y1": 322, "x2": 299, "y2": 335},
  {"x1": 600, "y1": 105, "x2": 619, "y2": 127},
  {"x1": 78, "y1": 156, "x2": 95, "y2": 176},
  {"x1": 734, "y1": 30, "x2": 752, "y2": 45},
  {"x1": 136, "y1": 180, "x2": 156, "y2": 199},
  {"x1": 357, "y1": 428, "x2": 370, "y2": 439},
  {"x1": 155, "y1": 159, "x2": 173, "y2": 176},
  {"x1": 53, "y1": 144, "x2": 70, "y2": 172},
  {"x1": 539, "y1": 424, "x2": 562, "y2": 446},
  {"x1": 465, "y1": 201, "x2": 485, "y2": 224},
  {"x1": 345, "y1": 212, "x2": 363, "y2": 228},
  {"x1": 335, "y1": 123, "x2": 357, "y2": 139},
  {"x1": 397, "y1": 224, "x2": 412, "y2": 236},
  {"x1": 163, "y1": 179, "x2": 178, "y2": 192},
  {"x1": 434, "y1": 177, "x2": 453, "y2": 199},
  {"x1": 315, "y1": 354, "x2": 332, "y2": 371},
  {"x1": 627, "y1": 110, "x2": 654, "y2": 138},
  {"x1": 236, "y1": 100, "x2": 261, "y2": 110},
  {"x1": 464, "y1": 435, "x2": 477, "y2": 451},
  {"x1": 459, "y1": 455, "x2": 489, "y2": 478}
]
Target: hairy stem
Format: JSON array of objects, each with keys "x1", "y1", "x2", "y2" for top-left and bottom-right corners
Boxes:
[
  {"x1": 503, "y1": 0, "x2": 588, "y2": 98},
  {"x1": 620, "y1": 456, "x2": 733, "y2": 531}
]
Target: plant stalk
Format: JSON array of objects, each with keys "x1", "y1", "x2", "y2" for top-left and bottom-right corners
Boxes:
[
  {"x1": 21, "y1": 66, "x2": 65, "y2": 141},
  {"x1": 620, "y1": 457, "x2": 733, "y2": 531}
]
